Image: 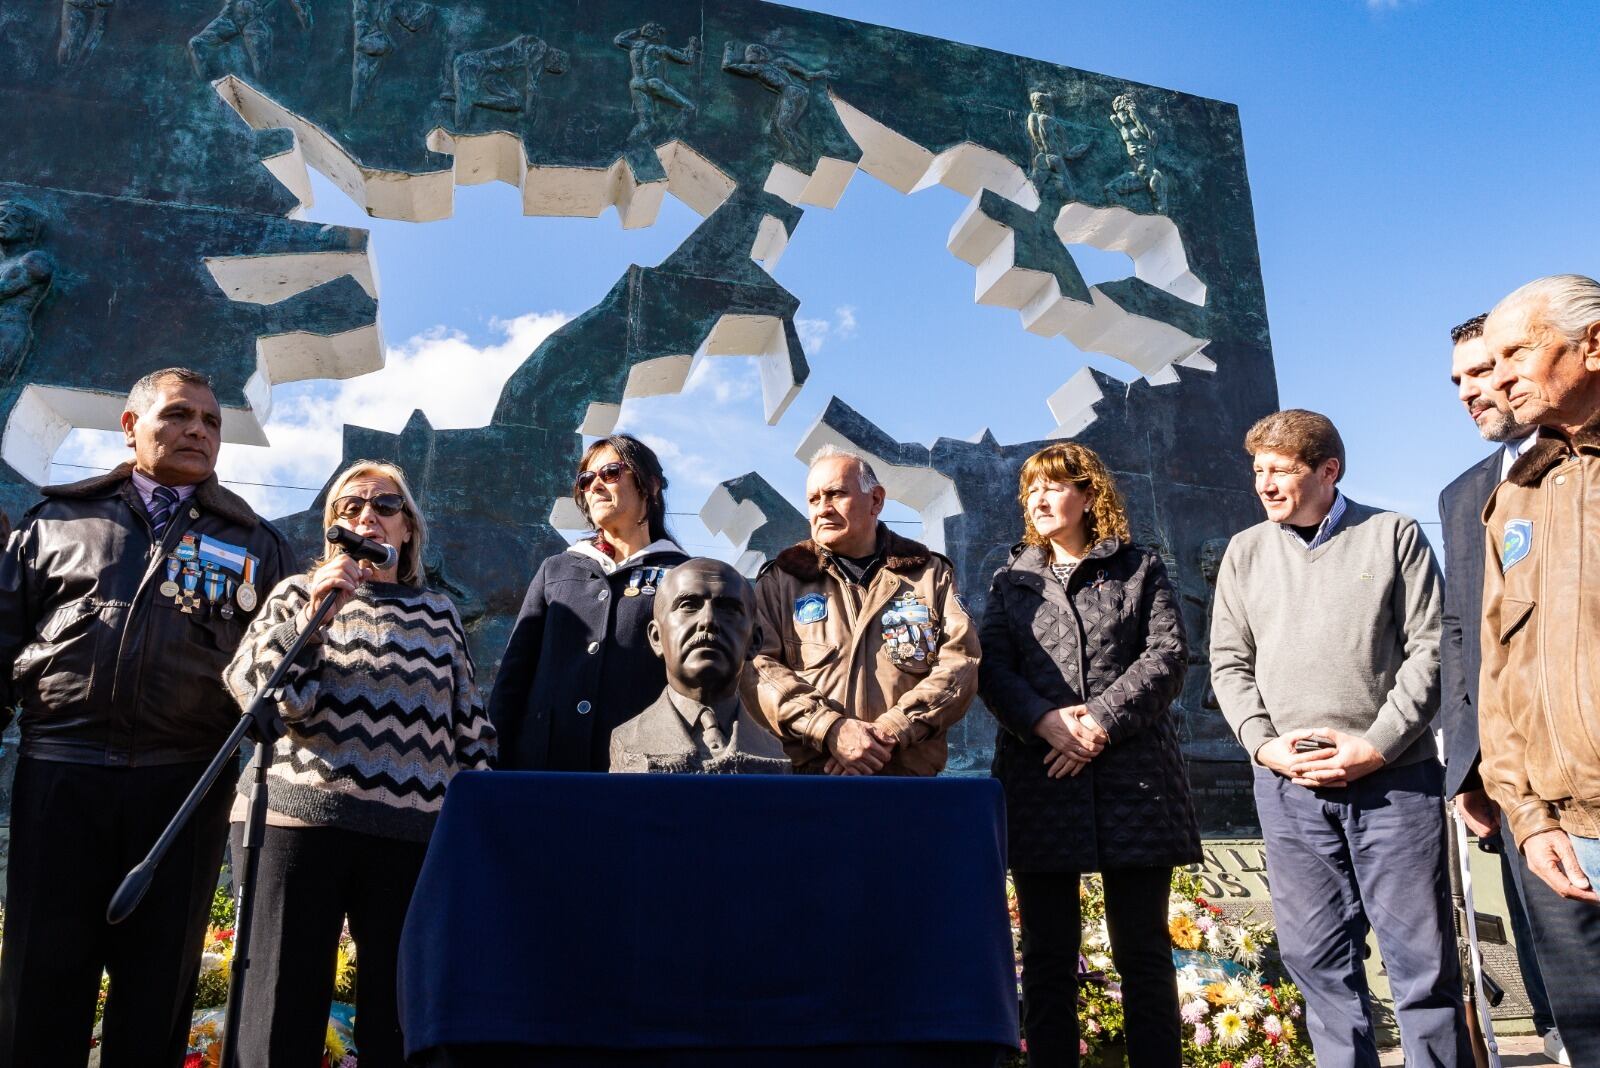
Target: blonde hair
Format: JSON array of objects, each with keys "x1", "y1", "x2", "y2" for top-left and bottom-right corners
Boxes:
[
  {"x1": 313, "y1": 460, "x2": 427, "y2": 586},
  {"x1": 1017, "y1": 442, "x2": 1130, "y2": 547}
]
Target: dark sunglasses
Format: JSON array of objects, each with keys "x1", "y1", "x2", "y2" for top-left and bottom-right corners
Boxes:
[
  {"x1": 332, "y1": 492, "x2": 406, "y2": 519},
  {"x1": 575, "y1": 461, "x2": 628, "y2": 493}
]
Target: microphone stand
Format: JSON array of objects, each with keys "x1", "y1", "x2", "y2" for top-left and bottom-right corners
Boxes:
[{"x1": 107, "y1": 588, "x2": 340, "y2": 1068}]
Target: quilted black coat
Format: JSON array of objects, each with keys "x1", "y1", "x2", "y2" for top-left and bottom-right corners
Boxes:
[{"x1": 980, "y1": 540, "x2": 1201, "y2": 873}]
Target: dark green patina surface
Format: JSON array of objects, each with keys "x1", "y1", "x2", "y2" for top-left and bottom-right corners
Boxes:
[{"x1": 0, "y1": 1, "x2": 1275, "y2": 824}]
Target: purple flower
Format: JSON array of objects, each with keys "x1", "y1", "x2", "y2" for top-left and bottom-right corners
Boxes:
[{"x1": 1193, "y1": 1023, "x2": 1212, "y2": 1046}]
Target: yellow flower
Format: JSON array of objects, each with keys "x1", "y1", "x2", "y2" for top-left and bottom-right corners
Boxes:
[
  {"x1": 1215, "y1": 1009, "x2": 1248, "y2": 1048},
  {"x1": 326, "y1": 1022, "x2": 346, "y2": 1058},
  {"x1": 1280, "y1": 1018, "x2": 1298, "y2": 1045},
  {"x1": 1169, "y1": 914, "x2": 1203, "y2": 950},
  {"x1": 1204, "y1": 980, "x2": 1238, "y2": 1006}
]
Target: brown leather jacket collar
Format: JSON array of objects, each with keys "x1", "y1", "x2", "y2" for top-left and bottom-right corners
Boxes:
[
  {"x1": 769, "y1": 525, "x2": 932, "y2": 581},
  {"x1": 42, "y1": 461, "x2": 261, "y2": 529},
  {"x1": 1507, "y1": 409, "x2": 1600, "y2": 488}
]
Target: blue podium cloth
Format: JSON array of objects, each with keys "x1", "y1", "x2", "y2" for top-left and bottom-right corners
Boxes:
[{"x1": 399, "y1": 772, "x2": 1017, "y2": 1063}]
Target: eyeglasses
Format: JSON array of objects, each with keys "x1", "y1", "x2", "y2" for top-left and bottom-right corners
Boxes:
[
  {"x1": 332, "y1": 493, "x2": 406, "y2": 519},
  {"x1": 575, "y1": 461, "x2": 628, "y2": 493}
]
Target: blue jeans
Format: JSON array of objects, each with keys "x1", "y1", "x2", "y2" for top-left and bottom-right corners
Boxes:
[
  {"x1": 1512, "y1": 830, "x2": 1600, "y2": 1064},
  {"x1": 1569, "y1": 833, "x2": 1600, "y2": 889},
  {"x1": 1253, "y1": 760, "x2": 1472, "y2": 1068}
]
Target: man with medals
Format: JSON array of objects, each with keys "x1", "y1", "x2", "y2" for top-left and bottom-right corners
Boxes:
[
  {"x1": 0, "y1": 368, "x2": 292, "y2": 1065},
  {"x1": 747, "y1": 446, "x2": 979, "y2": 776}
]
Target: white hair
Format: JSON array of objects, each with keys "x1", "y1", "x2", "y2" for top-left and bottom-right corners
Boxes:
[
  {"x1": 1492, "y1": 274, "x2": 1600, "y2": 342},
  {"x1": 807, "y1": 445, "x2": 882, "y2": 493}
]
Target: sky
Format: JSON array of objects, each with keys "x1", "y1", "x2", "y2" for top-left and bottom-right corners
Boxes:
[{"x1": 59, "y1": 0, "x2": 1600, "y2": 560}]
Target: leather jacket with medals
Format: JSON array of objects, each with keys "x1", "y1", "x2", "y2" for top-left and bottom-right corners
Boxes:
[{"x1": 0, "y1": 464, "x2": 293, "y2": 767}]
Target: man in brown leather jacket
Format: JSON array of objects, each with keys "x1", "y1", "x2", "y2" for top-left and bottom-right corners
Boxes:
[
  {"x1": 1479, "y1": 274, "x2": 1600, "y2": 1064},
  {"x1": 0, "y1": 368, "x2": 291, "y2": 1066},
  {"x1": 748, "y1": 447, "x2": 979, "y2": 775}
]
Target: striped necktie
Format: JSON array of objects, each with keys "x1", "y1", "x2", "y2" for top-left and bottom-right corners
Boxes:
[{"x1": 148, "y1": 485, "x2": 180, "y2": 544}]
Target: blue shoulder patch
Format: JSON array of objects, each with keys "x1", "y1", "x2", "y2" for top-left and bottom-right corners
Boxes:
[
  {"x1": 794, "y1": 592, "x2": 828, "y2": 625},
  {"x1": 1501, "y1": 519, "x2": 1533, "y2": 571}
]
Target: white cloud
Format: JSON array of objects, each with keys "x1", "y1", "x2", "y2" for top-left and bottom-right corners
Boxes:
[
  {"x1": 794, "y1": 306, "x2": 860, "y2": 354},
  {"x1": 54, "y1": 311, "x2": 570, "y2": 518},
  {"x1": 618, "y1": 357, "x2": 768, "y2": 497},
  {"x1": 796, "y1": 317, "x2": 831, "y2": 353},
  {"x1": 680, "y1": 353, "x2": 760, "y2": 406},
  {"x1": 835, "y1": 305, "x2": 858, "y2": 339}
]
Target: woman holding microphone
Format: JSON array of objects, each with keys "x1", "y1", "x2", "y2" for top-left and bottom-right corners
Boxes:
[{"x1": 222, "y1": 460, "x2": 495, "y2": 1066}]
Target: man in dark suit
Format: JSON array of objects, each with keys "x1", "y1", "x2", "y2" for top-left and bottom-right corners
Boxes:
[
  {"x1": 0, "y1": 368, "x2": 292, "y2": 1065},
  {"x1": 1437, "y1": 313, "x2": 1560, "y2": 1059}
]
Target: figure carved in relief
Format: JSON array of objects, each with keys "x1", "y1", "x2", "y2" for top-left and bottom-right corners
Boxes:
[
  {"x1": 1026, "y1": 90, "x2": 1088, "y2": 196},
  {"x1": 614, "y1": 23, "x2": 699, "y2": 141},
  {"x1": 189, "y1": 0, "x2": 313, "y2": 81},
  {"x1": 351, "y1": 0, "x2": 434, "y2": 112},
  {"x1": 1181, "y1": 537, "x2": 1229, "y2": 709},
  {"x1": 442, "y1": 34, "x2": 569, "y2": 130},
  {"x1": 1106, "y1": 92, "x2": 1169, "y2": 213},
  {"x1": 721, "y1": 43, "x2": 835, "y2": 160},
  {"x1": 58, "y1": 0, "x2": 114, "y2": 66},
  {"x1": 0, "y1": 200, "x2": 56, "y2": 384},
  {"x1": 424, "y1": 546, "x2": 486, "y2": 624}
]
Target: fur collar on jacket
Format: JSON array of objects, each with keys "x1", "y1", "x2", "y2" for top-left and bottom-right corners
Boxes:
[
  {"x1": 769, "y1": 525, "x2": 933, "y2": 581},
  {"x1": 43, "y1": 461, "x2": 261, "y2": 528},
  {"x1": 1508, "y1": 408, "x2": 1600, "y2": 488}
]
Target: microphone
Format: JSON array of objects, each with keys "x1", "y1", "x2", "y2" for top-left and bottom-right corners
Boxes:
[{"x1": 325, "y1": 525, "x2": 397, "y2": 569}]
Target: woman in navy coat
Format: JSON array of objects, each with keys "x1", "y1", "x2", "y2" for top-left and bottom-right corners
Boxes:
[{"x1": 488, "y1": 434, "x2": 687, "y2": 770}]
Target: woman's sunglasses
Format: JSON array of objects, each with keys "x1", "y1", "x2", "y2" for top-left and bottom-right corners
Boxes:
[
  {"x1": 575, "y1": 461, "x2": 628, "y2": 493},
  {"x1": 332, "y1": 492, "x2": 406, "y2": 519}
]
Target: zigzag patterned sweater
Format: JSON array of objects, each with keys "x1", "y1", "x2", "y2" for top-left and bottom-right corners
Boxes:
[{"x1": 224, "y1": 575, "x2": 497, "y2": 842}]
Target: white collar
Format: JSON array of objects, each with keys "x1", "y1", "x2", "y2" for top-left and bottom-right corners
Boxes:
[
  {"x1": 567, "y1": 536, "x2": 681, "y2": 574},
  {"x1": 1500, "y1": 432, "x2": 1539, "y2": 480}
]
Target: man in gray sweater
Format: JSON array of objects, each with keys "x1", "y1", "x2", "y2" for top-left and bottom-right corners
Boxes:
[{"x1": 1211, "y1": 409, "x2": 1471, "y2": 1068}]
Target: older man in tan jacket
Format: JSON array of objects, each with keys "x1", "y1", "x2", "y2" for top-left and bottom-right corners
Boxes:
[
  {"x1": 1479, "y1": 273, "x2": 1600, "y2": 1064},
  {"x1": 748, "y1": 447, "x2": 979, "y2": 775}
]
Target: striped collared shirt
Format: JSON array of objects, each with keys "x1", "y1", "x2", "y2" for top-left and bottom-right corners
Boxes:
[{"x1": 1281, "y1": 491, "x2": 1347, "y2": 551}]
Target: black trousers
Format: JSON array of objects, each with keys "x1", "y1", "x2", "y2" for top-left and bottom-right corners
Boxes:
[
  {"x1": 1011, "y1": 867, "x2": 1180, "y2": 1068},
  {"x1": 228, "y1": 822, "x2": 428, "y2": 1068},
  {"x1": 0, "y1": 757, "x2": 232, "y2": 1068}
]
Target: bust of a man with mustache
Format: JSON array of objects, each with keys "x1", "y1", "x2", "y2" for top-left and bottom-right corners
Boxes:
[{"x1": 609, "y1": 558, "x2": 791, "y2": 775}]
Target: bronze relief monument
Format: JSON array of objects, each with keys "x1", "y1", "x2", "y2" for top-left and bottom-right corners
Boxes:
[{"x1": 0, "y1": 0, "x2": 1277, "y2": 831}]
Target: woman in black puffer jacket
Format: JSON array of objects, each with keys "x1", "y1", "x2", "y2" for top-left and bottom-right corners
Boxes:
[{"x1": 980, "y1": 441, "x2": 1200, "y2": 1068}]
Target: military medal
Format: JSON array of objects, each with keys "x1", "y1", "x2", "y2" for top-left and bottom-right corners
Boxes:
[
  {"x1": 882, "y1": 592, "x2": 935, "y2": 668},
  {"x1": 175, "y1": 533, "x2": 199, "y2": 564},
  {"x1": 180, "y1": 565, "x2": 201, "y2": 614},
  {"x1": 220, "y1": 579, "x2": 236, "y2": 620},
  {"x1": 623, "y1": 570, "x2": 643, "y2": 597},
  {"x1": 203, "y1": 567, "x2": 224, "y2": 617},
  {"x1": 640, "y1": 567, "x2": 658, "y2": 595},
  {"x1": 236, "y1": 554, "x2": 258, "y2": 613},
  {"x1": 160, "y1": 555, "x2": 181, "y2": 600}
]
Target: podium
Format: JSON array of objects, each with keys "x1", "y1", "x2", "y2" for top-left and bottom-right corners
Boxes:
[{"x1": 399, "y1": 772, "x2": 1017, "y2": 1066}]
